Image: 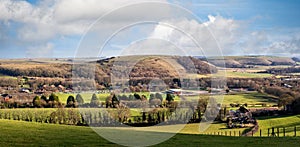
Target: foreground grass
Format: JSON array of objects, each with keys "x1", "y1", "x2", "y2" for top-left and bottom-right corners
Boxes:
[{"x1": 0, "y1": 119, "x2": 299, "y2": 146}]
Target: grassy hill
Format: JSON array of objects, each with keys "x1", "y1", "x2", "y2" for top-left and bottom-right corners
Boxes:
[
  {"x1": 208, "y1": 56, "x2": 295, "y2": 68},
  {"x1": 0, "y1": 56, "x2": 217, "y2": 80},
  {"x1": 0, "y1": 119, "x2": 299, "y2": 147}
]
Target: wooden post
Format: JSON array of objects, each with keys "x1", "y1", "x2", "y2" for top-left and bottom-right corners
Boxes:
[
  {"x1": 218, "y1": 132, "x2": 220, "y2": 135},
  {"x1": 268, "y1": 128, "x2": 270, "y2": 137},
  {"x1": 294, "y1": 126, "x2": 297, "y2": 137},
  {"x1": 225, "y1": 131, "x2": 227, "y2": 136},
  {"x1": 252, "y1": 130, "x2": 254, "y2": 136},
  {"x1": 230, "y1": 131, "x2": 231, "y2": 136},
  {"x1": 271, "y1": 127, "x2": 275, "y2": 137},
  {"x1": 234, "y1": 131, "x2": 236, "y2": 136},
  {"x1": 239, "y1": 131, "x2": 241, "y2": 136},
  {"x1": 283, "y1": 127, "x2": 285, "y2": 137},
  {"x1": 260, "y1": 129, "x2": 262, "y2": 137},
  {"x1": 277, "y1": 128, "x2": 279, "y2": 137}
]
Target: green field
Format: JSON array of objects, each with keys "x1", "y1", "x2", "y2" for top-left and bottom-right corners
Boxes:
[
  {"x1": 0, "y1": 119, "x2": 299, "y2": 147},
  {"x1": 190, "y1": 69, "x2": 273, "y2": 79},
  {"x1": 221, "y1": 70, "x2": 273, "y2": 78},
  {"x1": 57, "y1": 92, "x2": 278, "y2": 109},
  {"x1": 56, "y1": 93, "x2": 110, "y2": 104},
  {"x1": 56, "y1": 92, "x2": 153, "y2": 104},
  {"x1": 0, "y1": 75, "x2": 18, "y2": 79},
  {"x1": 255, "y1": 115, "x2": 300, "y2": 136},
  {"x1": 186, "y1": 92, "x2": 278, "y2": 107}
]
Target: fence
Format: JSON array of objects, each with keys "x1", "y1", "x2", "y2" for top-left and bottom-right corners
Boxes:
[{"x1": 203, "y1": 126, "x2": 300, "y2": 137}]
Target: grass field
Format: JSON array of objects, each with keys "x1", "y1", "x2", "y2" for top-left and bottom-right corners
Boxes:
[
  {"x1": 190, "y1": 70, "x2": 273, "y2": 79},
  {"x1": 56, "y1": 93, "x2": 110, "y2": 104},
  {"x1": 0, "y1": 119, "x2": 299, "y2": 147},
  {"x1": 56, "y1": 92, "x2": 154, "y2": 104},
  {"x1": 57, "y1": 92, "x2": 278, "y2": 108},
  {"x1": 186, "y1": 92, "x2": 277, "y2": 107},
  {"x1": 0, "y1": 75, "x2": 18, "y2": 79},
  {"x1": 255, "y1": 115, "x2": 300, "y2": 136}
]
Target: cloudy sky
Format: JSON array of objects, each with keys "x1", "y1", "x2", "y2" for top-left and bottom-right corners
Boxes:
[{"x1": 0, "y1": 0, "x2": 300, "y2": 58}]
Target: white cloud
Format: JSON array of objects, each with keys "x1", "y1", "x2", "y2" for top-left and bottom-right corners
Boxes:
[
  {"x1": 140, "y1": 15, "x2": 243, "y2": 56},
  {"x1": 264, "y1": 37, "x2": 300, "y2": 56},
  {"x1": 26, "y1": 42, "x2": 54, "y2": 58}
]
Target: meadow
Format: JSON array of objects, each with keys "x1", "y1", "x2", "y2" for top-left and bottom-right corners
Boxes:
[
  {"x1": 189, "y1": 69, "x2": 273, "y2": 79},
  {"x1": 0, "y1": 119, "x2": 299, "y2": 146},
  {"x1": 254, "y1": 115, "x2": 300, "y2": 136},
  {"x1": 57, "y1": 92, "x2": 277, "y2": 108},
  {"x1": 185, "y1": 92, "x2": 277, "y2": 108}
]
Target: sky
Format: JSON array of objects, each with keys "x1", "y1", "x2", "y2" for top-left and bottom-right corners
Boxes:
[{"x1": 0, "y1": 0, "x2": 300, "y2": 58}]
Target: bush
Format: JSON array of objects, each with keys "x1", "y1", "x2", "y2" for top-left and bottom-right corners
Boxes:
[
  {"x1": 66, "y1": 95, "x2": 76, "y2": 108},
  {"x1": 49, "y1": 93, "x2": 59, "y2": 102},
  {"x1": 76, "y1": 94, "x2": 84, "y2": 105},
  {"x1": 166, "y1": 93, "x2": 174, "y2": 102}
]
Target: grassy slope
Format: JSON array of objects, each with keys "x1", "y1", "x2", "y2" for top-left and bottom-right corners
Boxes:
[
  {"x1": 0, "y1": 119, "x2": 299, "y2": 147},
  {"x1": 255, "y1": 115, "x2": 300, "y2": 136}
]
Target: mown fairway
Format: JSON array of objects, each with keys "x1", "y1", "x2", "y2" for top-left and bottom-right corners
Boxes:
[{"x1": 0, "y1": 119, "x2": 299, "y2": 147}]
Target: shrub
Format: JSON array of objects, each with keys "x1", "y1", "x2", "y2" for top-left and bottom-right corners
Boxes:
[
  {"x1": 49, "y1": 93, "x2": 59, "y2": 102},
  {"x1": 90, "y1": 94, "x2": 100, "y2": 107},
  {"x1": 33, "y1": 96, "x2": 42, "y2": 108},
  {"x1": 166, "y1": 93, "x2": 174, "y2": 103},
  {"x1": 76, "y1": 94, "x2": 84, "y2": 105},
  {"x1": 66, "y1": 95, "x2": 76, "y2": 108}
]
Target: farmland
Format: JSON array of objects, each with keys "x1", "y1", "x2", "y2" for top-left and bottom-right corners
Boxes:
[
  {"x1": 183, "y1": 92, "x2": 278, "y2": 108},
  {"x1": 0, "y1": 119, "x2": 299, "y2": 146}
]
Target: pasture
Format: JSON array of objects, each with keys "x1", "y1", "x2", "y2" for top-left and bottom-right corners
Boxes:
[
  {"x1": 189, "y1": 70, "x2": 273, "y2": 79},
  {"x1": 185, "y1": 92, "x2": 278, "y2": 108},
  {"x1": 254, "y1": 115, "x2": 300, "y2": 136},
  {"x1": 0, "y1": 119, "x2": 299, "y2": 146},
  {"x1": 57, "y1": 92, "x2": 277, "y2": 108}
]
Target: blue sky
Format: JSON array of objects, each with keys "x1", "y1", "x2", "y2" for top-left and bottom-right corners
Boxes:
[{"x1": 0, "y1": 0, "x2": 300, "y2": 58}]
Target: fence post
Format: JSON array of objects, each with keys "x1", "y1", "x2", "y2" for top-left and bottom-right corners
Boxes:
[
  {"x1": 234, "y1": 131, "x2": 236, "y2": 136},
  {"x1": 252, "y1": 130, "x2": 254, "y2": 136},
  {"x1": 230, "y1": 131, "x2": 231, "y2": 136},
  {"x1": 225, "y1": 131, "x2": 227, "y2": 136},
  {"x1": 294, "y1": 126, "x2": 297, "y2": 137},
  {"x1": 218, "y1": 132, "x2": 219, "y2": 135},
  {"x1": 283, "y1": 127, "x2": 285, "y2": 137},
  {"x1": 260, "y1": 129, "x2": 262, "y2": 137},
  {"x1": 271, "y1": 127, "x2": 275, "y2": 137},
  {"x1": 268, "y1": 128, "x2": 270, "y2": 137},
  {"x1": 239, "y1": 131, "x2": 241, "y2": 136}
]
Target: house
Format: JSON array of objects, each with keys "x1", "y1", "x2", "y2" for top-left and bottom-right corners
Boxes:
[
  {"x1": 165, "y1": 89, "x2": 182, "y2": 95},
  {"x1": 1, "y1": 94, "x2": 12, "y2": 102},
  {"x1": 20, "y1": 88, "x2": 31, "y2": 93}
]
